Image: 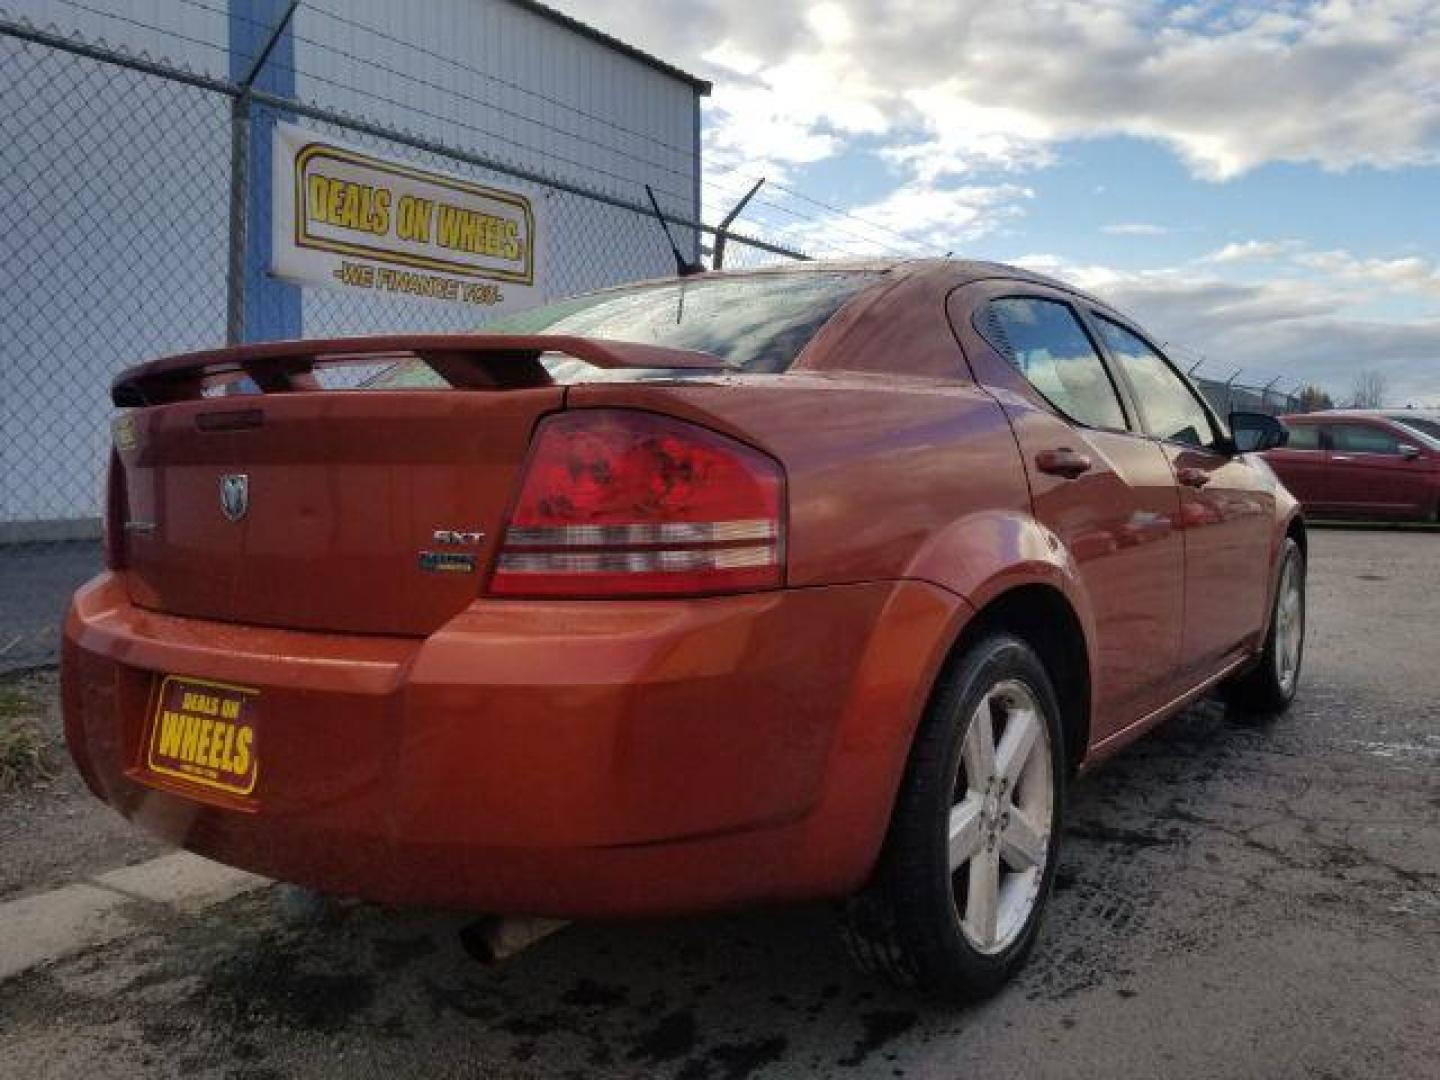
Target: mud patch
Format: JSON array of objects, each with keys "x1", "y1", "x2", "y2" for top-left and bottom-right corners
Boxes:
[
  {"x1": 677, "y1": 1035, "x2": 789, "y2": 1080},
  {"x1": 195, "y1": 938, "x2": 376, "y2": 1034},
  {"x1": 628, "y1": 1009, "x2": 698, "y2": 1063},
  {"x1": 561, "y1": 977, "x2": 628, "y2": 1008},
  {"x1": 838, "y1": 1009, "x2": 918, "y2": 1067}
]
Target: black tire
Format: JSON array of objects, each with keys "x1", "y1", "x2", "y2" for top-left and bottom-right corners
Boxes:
[
  {"x1": 839, "y1": 632, "x2": 1066, "y2": 1001},
  {"x1": 1225, "y1": 537, "x2": 1305, "y2": 715}
]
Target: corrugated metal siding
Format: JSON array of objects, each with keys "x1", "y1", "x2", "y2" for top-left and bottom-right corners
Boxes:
[{"x1": 291, "y1": 0, "x2": 697, "y2": 211}]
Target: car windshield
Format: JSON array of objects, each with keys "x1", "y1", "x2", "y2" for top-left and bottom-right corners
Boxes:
[
  {"x1": 1391, "y1": 416, "x2": 1440, "y2": 446},
  {"x1": 370, "y1": 271, "x2": 880, "y2": 388}
]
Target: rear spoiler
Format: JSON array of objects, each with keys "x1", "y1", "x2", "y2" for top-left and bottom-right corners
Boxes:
[{"x1": 111, "y1": 334, "x2": 735, "y2": 407}]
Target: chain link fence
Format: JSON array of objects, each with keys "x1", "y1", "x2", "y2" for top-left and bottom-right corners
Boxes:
[{"x1": 1194, "y1": 377, "x2": 1301, "y2": 418}]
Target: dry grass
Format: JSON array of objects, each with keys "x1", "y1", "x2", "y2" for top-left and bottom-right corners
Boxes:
[{"x1": 0, "y1": 685, "x2": 56, "y2": 793}]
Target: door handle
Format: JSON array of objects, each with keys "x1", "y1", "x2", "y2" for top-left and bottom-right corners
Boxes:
[
  {"x1": 1036, "y1": 448, "x2": 1093, "y2": 479},
  {"x1": 1177, "y1": 466, "x2": 1211, "y2": 488},
  {"x1": 1330, "y1": 455, "x2": 1353, "y2": 462}
]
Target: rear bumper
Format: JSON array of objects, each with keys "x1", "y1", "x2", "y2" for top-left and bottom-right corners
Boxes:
[{"x1": 62, "y1": 572, "x2": 964, "y2": 916}]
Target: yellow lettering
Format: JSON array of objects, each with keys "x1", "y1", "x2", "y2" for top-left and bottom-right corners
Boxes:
[
  {"x1": 195, "y1": 717, "x2": 213, "y2": 765},
  {"x1": 395, "y1": 195, "x2": 432, "y2": 242},
  {"x1": 157, "y1": 710, "x2": 185, "y2": 758},
  {"x1": 372, "y1": 188, "x2": 391, "y2": 235},
  {"x1": 180, "y1": 714, "x2": 200, "y2": 761},
  {"x1": 307, "y1": 174, "x2": 331, "y2": 223},
  {"x1": 232, "y1": 728, "x2": 253, "y2": 776},
  {"x1": 217, "y1": 722, "x2": 237, "y2": 771},
  {"x1": 207, "y1": 721, "x2": 230, "y2": 770}
]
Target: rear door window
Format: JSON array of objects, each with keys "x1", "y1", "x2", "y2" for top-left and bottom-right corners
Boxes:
[
  {"x1": 982, "y1": 298, "x2": 1129, "y2": 430},
  {"x1": 1283, "y1": 423, "x2": 1321, "y2": 450},
  {"x1": 1093, "y1": 317, "x2": 1216, "y2": 448},
  {"x1": 1329, "y1": 423, "x2": 1404, "y2": 455}
]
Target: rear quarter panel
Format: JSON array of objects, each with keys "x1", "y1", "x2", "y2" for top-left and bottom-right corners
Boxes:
[{"x1": 567, "y1": 372, "x2": 1049, "y2": 887}]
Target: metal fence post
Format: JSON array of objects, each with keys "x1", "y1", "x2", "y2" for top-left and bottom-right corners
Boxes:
[
  {"x1": 712, "y1": 178, "x2": 765, "y2": 270},
  {"x1": 227, "y1": 0, "x2": 300, "y2": 346},
  {"x1": 225, "y1": 92, "x2": 250, "y2": 346}
]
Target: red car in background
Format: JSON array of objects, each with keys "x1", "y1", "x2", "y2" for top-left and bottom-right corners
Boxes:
[
  {"x1": 64, "y1": 260, "x2": 1305, "y2": 1000},
  {"x1": 1264, "y1": 410, "x2": 1440, "y2": 522}
]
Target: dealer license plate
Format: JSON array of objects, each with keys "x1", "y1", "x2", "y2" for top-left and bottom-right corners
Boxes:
[{"x1": 146, "y1": 676, "x2": 259, "y2": 797}]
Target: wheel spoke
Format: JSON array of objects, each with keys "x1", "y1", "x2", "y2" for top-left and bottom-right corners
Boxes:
[
  {"x1": 964, "y1": 845, "x2": 1001, "y2": 948},
  {"x1": 948, "y1": 794, "x2": 985, "y2": 871},
  {"x1": 995, "y1": 704, "x2": 1040, "y2": 787},
  {"x1": 962, "y1": 695, "x2": 997, "y2": 783},
  {"x1": 1000, "y1": 808, "x2": 1046, "y2": 871}
]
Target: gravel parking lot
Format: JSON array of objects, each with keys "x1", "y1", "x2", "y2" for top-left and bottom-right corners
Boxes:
[{"x1": 2, "y1": 527, "x2": 1436, "y2": 1080}]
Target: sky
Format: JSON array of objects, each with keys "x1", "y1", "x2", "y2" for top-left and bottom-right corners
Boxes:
[{"x1": 555, "y1": 0, "x2": 1440, "y2": 406}]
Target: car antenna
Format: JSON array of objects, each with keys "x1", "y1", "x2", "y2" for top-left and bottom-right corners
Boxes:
[{"x1": 645, "y1": 185, "x2": 705, "y2": 277}]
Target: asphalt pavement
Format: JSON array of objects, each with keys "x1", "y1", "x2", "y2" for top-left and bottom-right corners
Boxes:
[
  {"x1": 1, "y1": 527, "x2": 1436, "y2": 1079},
  {"x1": 0, "y1": 540, "x2": 100, "y2": 672}
]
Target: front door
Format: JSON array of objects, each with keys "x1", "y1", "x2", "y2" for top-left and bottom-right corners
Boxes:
[
  {"x1": 1088, "y1": 314, "x2": 1275, "y2": 676},
  {"x1": 1325, "y1": 421, "x2": 1434, "y2": 518},
  {"x1": 950, "y1": 287, "x2": 1185, "y2": 738}
]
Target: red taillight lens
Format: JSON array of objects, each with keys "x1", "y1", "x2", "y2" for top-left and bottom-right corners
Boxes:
[
  {"x1": 491, "y1": 410, "x2": 785, "y2": 597},
  {"x1": 103, "y1": 449, "x2": 127, "y2": 570}
]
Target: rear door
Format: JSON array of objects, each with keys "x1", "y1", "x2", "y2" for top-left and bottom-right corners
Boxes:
[
  {"x1": 950, "y1": 284, "x2": 1185, "y2": 736},
  {"x1": 1262, "y1": 421, "x2": 1330, "y2": 510},
  {"x1": 1324, "y1": 420, "x2": 1433, "y2": 517},
  {"x1": 1087, "y1": 314, "x2": 1275, "y2": 678}
]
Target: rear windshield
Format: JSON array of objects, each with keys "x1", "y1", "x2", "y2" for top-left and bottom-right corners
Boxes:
[{"x1": 370, "y1": 271, "x2": 878, "y2": 388}]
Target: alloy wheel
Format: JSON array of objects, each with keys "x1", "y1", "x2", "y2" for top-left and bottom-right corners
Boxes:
[
  {"x1": 948, "y1": 679, "x2": 1053, "y2": 955},
  {"x1": 1274, "y1": 555, "x2": 1304, "y2": 695}
]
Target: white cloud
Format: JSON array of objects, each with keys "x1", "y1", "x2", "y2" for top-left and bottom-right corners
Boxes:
[
  {"x1": 1292, "y1": 250, "x2": 1440, "y2": 296},
  {"x1": 782, "y1": 182, "x2": 1033, "y2": 257},
  {"x1": 559, "y1": 0, "x2": 1440, "y2": 182},
  {"x1": 1103, "y1": 223, "x2": 1171, "y2": 236},
  {"x1": 1203, "y1": 239, "x2": 1306, "y2": 263}
]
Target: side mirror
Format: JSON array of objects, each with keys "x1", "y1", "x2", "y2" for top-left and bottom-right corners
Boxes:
[
  {"x1": 1397, "y1": 443, "x2": 1423, "y2": 461},
  {"x1": 1229, "y1": 411, "x2": 1289, "y2": 453}
]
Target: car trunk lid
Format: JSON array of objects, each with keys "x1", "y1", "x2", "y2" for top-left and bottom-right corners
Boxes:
[{"x1": 109, "y1": 335, "x2": 732, "y2": 635}]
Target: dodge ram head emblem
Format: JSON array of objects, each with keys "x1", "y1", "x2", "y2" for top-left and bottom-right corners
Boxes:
[{"x1": 219, "y1": 474, "x2": 249, "y2": 522}]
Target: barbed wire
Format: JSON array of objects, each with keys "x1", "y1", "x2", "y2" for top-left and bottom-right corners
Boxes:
[{"x1": 98, "y1": 0, "x2": 935, "y2": 259}]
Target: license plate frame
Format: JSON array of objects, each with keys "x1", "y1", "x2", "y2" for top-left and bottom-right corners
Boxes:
[{"x1": 146, "y1": 675, "x2": 260, "y2": 797}]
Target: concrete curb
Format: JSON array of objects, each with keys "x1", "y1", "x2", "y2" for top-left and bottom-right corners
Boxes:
[{"x1": 0, "y1": 851, "x2": 267, "y2": 981}]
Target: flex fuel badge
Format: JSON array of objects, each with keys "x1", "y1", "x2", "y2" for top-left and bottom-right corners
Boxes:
[{"x1": 419, "y1": 551, "x2": 476, "y2": 573}]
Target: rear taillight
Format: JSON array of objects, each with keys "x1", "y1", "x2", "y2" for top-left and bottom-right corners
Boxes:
[
  {"x1": 103, "y1": 449, "x2": 127, "y2": 570},
  {"x1": 490, "y1": 410, "x2": 784, "y2": 597}
]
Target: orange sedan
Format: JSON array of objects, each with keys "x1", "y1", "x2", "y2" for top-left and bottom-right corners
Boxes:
[{"x1": 64, "y1": 260, "x2": 1304, "y2": 999}]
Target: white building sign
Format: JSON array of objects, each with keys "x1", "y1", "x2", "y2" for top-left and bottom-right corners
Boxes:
[{"x1": 272, "y1": 122, "x2": 544, "y2": 311}]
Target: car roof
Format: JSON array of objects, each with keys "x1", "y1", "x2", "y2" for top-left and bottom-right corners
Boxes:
[
  {"x1": 1282, "y1": 409, "x2": 1402, "y2": 423},
  {"x1": 701, "y1": 257, "x2": 1121, "y2": 312}
]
